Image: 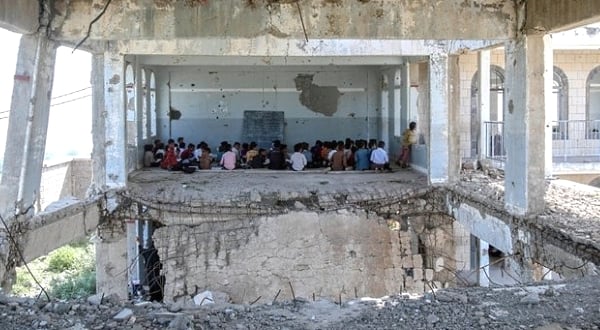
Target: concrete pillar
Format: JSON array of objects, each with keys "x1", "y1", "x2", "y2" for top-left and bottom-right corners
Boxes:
[
  {"x1": 393, "y1": 68, "x2": 402, "y2": 137},
  {"x1": 400, "y1": 63, "x2": 410, "y2": 133},
  {"x1": 504, "y1": 34, "x2": 549, "y2": 215},
  {"x1": 135, "y1": 58, "x2": 144, "y2": 169},
  {"x1": 478, "y1": 239, "x2": 490, "y2": 287},
  {"x1": 380, "y1": 72, "x2": 390, "y2": 148},
  {"x1": 428, "y1": 53, "x2": 460, "y2": 184},
  {"x1": 544, "y1": 38, "x2": 554, "y2": 177},
  {"x1": 96, "y1": 223, "x2": 128, "y2": 299},
  {"x1": 91, "y1": 50, "x2": 128, "y2": 299},
  {"x1": 0, "y1": 33, "x2": 57, "y2": 215},
  {"x1": 91, "y1": 50, "x2": 127, "y2": 190},
  {"x1": 478, "y1": 50, "x2": 491, "y2": 160}
]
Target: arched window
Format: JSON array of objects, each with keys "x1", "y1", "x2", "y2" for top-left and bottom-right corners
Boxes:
[
  {"x1": 551, "y1": 66, "x2": 568, "y2": 140},
  {"x1": 150, "y1": 71, "x2": 156, "y2": 137},
  {"x1": 470, "y1": 65, "x2": 505, "y2": 157},
  {"x1": 587, "y1": 66, "x2": 600, "y2": 139}
]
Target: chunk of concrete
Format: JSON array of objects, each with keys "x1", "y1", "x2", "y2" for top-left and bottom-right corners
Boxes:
[
  {"x1": 193, "y1": 291, "x2": 214, "y2": 306},
  {"x1": 113, "y1": 308, "x2": 134, "y2": 321}
]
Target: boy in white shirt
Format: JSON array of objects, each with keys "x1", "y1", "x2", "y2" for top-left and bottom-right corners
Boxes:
[
  {"x1": 290, "y1": 143, "x2": 307, "y2": 171},
  {"x1": 370, "y1": 141, "x2": 390, "y2": 171}
]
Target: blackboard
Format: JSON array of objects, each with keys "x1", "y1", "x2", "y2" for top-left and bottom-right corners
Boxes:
[{"x1": 242, "y1": 111, "x2": 285, "y2": 149}]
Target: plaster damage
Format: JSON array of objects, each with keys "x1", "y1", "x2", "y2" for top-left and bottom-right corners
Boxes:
[
  {"x1": 47, "y1": 0, "x2": 517, "y2": 42},
  {"x1": 294, "y1": 74, "x2": 341, "y2": 117}
]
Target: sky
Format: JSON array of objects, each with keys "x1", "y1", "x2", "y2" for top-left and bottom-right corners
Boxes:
[{"x1": 0, "y1": 28, "x2": 92, "y2": 170}]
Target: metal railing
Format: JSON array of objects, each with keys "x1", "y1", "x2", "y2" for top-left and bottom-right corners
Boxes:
[
  {"x1": 552, "y1": 120, "x2": 600, "y2": 163},
  {"x1": 482, "y1": 120, "x2": 600, "y2": 164},
  {"x1": 483, "y1": 121, "x2": 506, "y2": 161}
]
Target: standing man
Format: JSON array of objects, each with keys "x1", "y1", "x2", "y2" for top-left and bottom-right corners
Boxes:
[{"x1": 397, "y1": 121, "x2": 417, "y2": 168}]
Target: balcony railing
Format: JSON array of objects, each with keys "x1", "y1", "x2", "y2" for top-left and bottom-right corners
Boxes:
[
  {"x1": 482, "y1": 120, "x2": 600, "y2": 164},
  {"x1": 552, "y1": 120, "x2": 600, "y2": 163},
  {"x1": 483, "y1": 121, "x2": 506, "y2": 161}
]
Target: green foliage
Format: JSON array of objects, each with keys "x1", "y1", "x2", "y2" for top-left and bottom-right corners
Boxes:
[
  {"x1": 12, "y1": 270, "x2": 34, "y2": 296},
  {"x1": 49, "y1": 267, "x2": 96, "y2": 299},
  {"x1": 47, "y1": 246, "x2": 78, "y2": 272},
  {"x1": 12, "y1": 240, "x2": 96, "y2": 299}
]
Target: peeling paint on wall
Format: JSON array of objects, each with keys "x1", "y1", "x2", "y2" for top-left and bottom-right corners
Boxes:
[{"x1": 294, "y1": 74, "x2": 341, "y2": 117}]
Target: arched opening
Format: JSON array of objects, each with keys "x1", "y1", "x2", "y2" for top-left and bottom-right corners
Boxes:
[
  {"x1": 551, "y1": 66, "x2": 569, "y2": 140},
  {"x1": 586, "y1": 66, "x2": 600, "y2": 139},
  {"x1": 470, "y1": 65, "x2": 505, "y2": 158}
]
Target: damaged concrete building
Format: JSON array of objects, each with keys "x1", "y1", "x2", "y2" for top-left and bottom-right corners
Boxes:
[{"x1": 1, "y1": 0, "x2": 600, "y2": 305}]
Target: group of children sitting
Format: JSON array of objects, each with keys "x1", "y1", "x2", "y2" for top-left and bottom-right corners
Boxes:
[{"x1": 143, "y1": 137, "x2": 396, "y2": 172}]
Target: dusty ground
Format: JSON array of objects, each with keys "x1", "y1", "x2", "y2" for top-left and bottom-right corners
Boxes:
[{"x1": 1, "y1": 276, "x2": 599, "y2": 329}]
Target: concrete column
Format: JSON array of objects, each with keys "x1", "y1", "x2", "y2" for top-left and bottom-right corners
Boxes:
[
  {"x1": 145, "y1": 69, "x2": 153, "y2": 140},
  {"x1": 91, "y1": 50, "x2": 127, "y2": 190},
  {"x1": 135, "y1": 58, "x2": 144, "y2": 169},
  {"x1": 428, "y1": 53, "x2": 460, "y2": 184},
  {"x1": 504, "y1": 34, "x2": 549, "y2": 215},
  {"x1": 478, "y1": 239, "x2": 490, "y2": 287},
  {"x1": 544, "y1": 38, "x2": 554, "y2": 177},
  {"x1": 478, "y1": 51, "x2": 491, "y2": 160},
  {"x1": 393, "y1": 68, "x2": 402, "y2": 137},
  {"x1": 0, "y1": 33, "x2": 57, "y2": 215},
  {"x1": 96, "y1": 223, "x2": 128, "y2": 299},
  {"x1": 400, "y1": 63, "x2": 410, "y2": 133},
  {"x1": 380, "y1": 72, "x2": 390, "y2": 148}
]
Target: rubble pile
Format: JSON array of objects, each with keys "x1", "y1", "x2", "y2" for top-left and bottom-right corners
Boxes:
[{"x1": 1, "y1": 276, "x2": 599, "y2": 329}]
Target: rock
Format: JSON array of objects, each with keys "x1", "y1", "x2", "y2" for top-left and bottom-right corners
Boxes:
[
  {"x1": 534, "y1": 323, "x2": 564, "y2": 330},
  {"x1": 426, "y1": 314, "x2": 440, "y2": 324},
  {"x1": 113, "y1": 308, "x2": 134, "y2": 321},
  {"x1": 0, "y1": 292, "x2": 11, "y2": 305},
  {"x1": 87, "y1": 293, "x2": 104, "y2": 306},
  {"x1": 520, "y1": 293, "x2": 541, "y2": 305},
  {"x1": 53, "y1": 302, "x2": 71, "y2": 314},
  {"x1": 193, "y1": 291, "x2": 214, "y2": 306},
  {"x1": 294, "y1": 201, "x2": 306, "y2": 209},
  {"x1": 544, "y1": 287, "x2": 558, "y2": 297},
  {"x1": 436, "y1": 291, "x2": 468, "y2": 304},
  {"x1": 104, "y1": 294, "x2": 121, "y2": 305},
  {"x1": 167, "y1": 314, "x2": 194, "y2": 330}
]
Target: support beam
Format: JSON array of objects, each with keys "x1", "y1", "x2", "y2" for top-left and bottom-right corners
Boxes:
[
  {"x1": 428, "y1": 53, "x2": 459, "y2": 184},
  {"x1": 0, "y1": 0, "x2": 39, "y2": 34},
  {"x1": 0, "y1": 34, "x2": 57, "y2": 215},
  {"x1": 478, "y1": 51, "x2": 491, "y2": 161},
  {"x1": 544, "y1": 39, "x2": 554, "y2": 177},
  {"x1": 96, "y1": 222, "x2": 128, "y2": 299},
  {"x1": 380, "y1": 72, "x2": 391, "y2": 149},
  {"x1": 91, "y1": 51, "x2": 127, "y2": 190},
  {"x1": 527, "y1": 0, "x2": 600, "y2": 33},
  {"x1": 504, "y1": 34, "x2": 550, "y2": 215}
]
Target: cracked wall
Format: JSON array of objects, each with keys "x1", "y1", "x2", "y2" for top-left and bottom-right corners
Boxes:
[
  {"x1": 47, "y1": 0, "x2": 516, "y2": 42},
  {"x1": 152, "y1": 207, "x2": 459, "y2": 304}
]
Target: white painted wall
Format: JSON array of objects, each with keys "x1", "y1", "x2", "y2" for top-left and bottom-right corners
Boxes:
[{"x1": 154, "y1": 66, "x2": 380, "y2": 148}]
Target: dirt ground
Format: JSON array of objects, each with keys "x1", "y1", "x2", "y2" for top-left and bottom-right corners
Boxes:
[{"x1": 1, "y1": 276, "x2": 599, "y2": 329}]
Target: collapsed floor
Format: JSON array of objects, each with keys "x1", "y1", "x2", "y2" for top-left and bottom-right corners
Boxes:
[{"x1": 104, "y1": 168, "x2": 600, "y2": 304}]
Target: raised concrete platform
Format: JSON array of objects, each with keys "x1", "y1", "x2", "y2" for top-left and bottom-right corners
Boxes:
[{"x1": 121, "y1": 168, "x2": 600, "y2": 302}]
